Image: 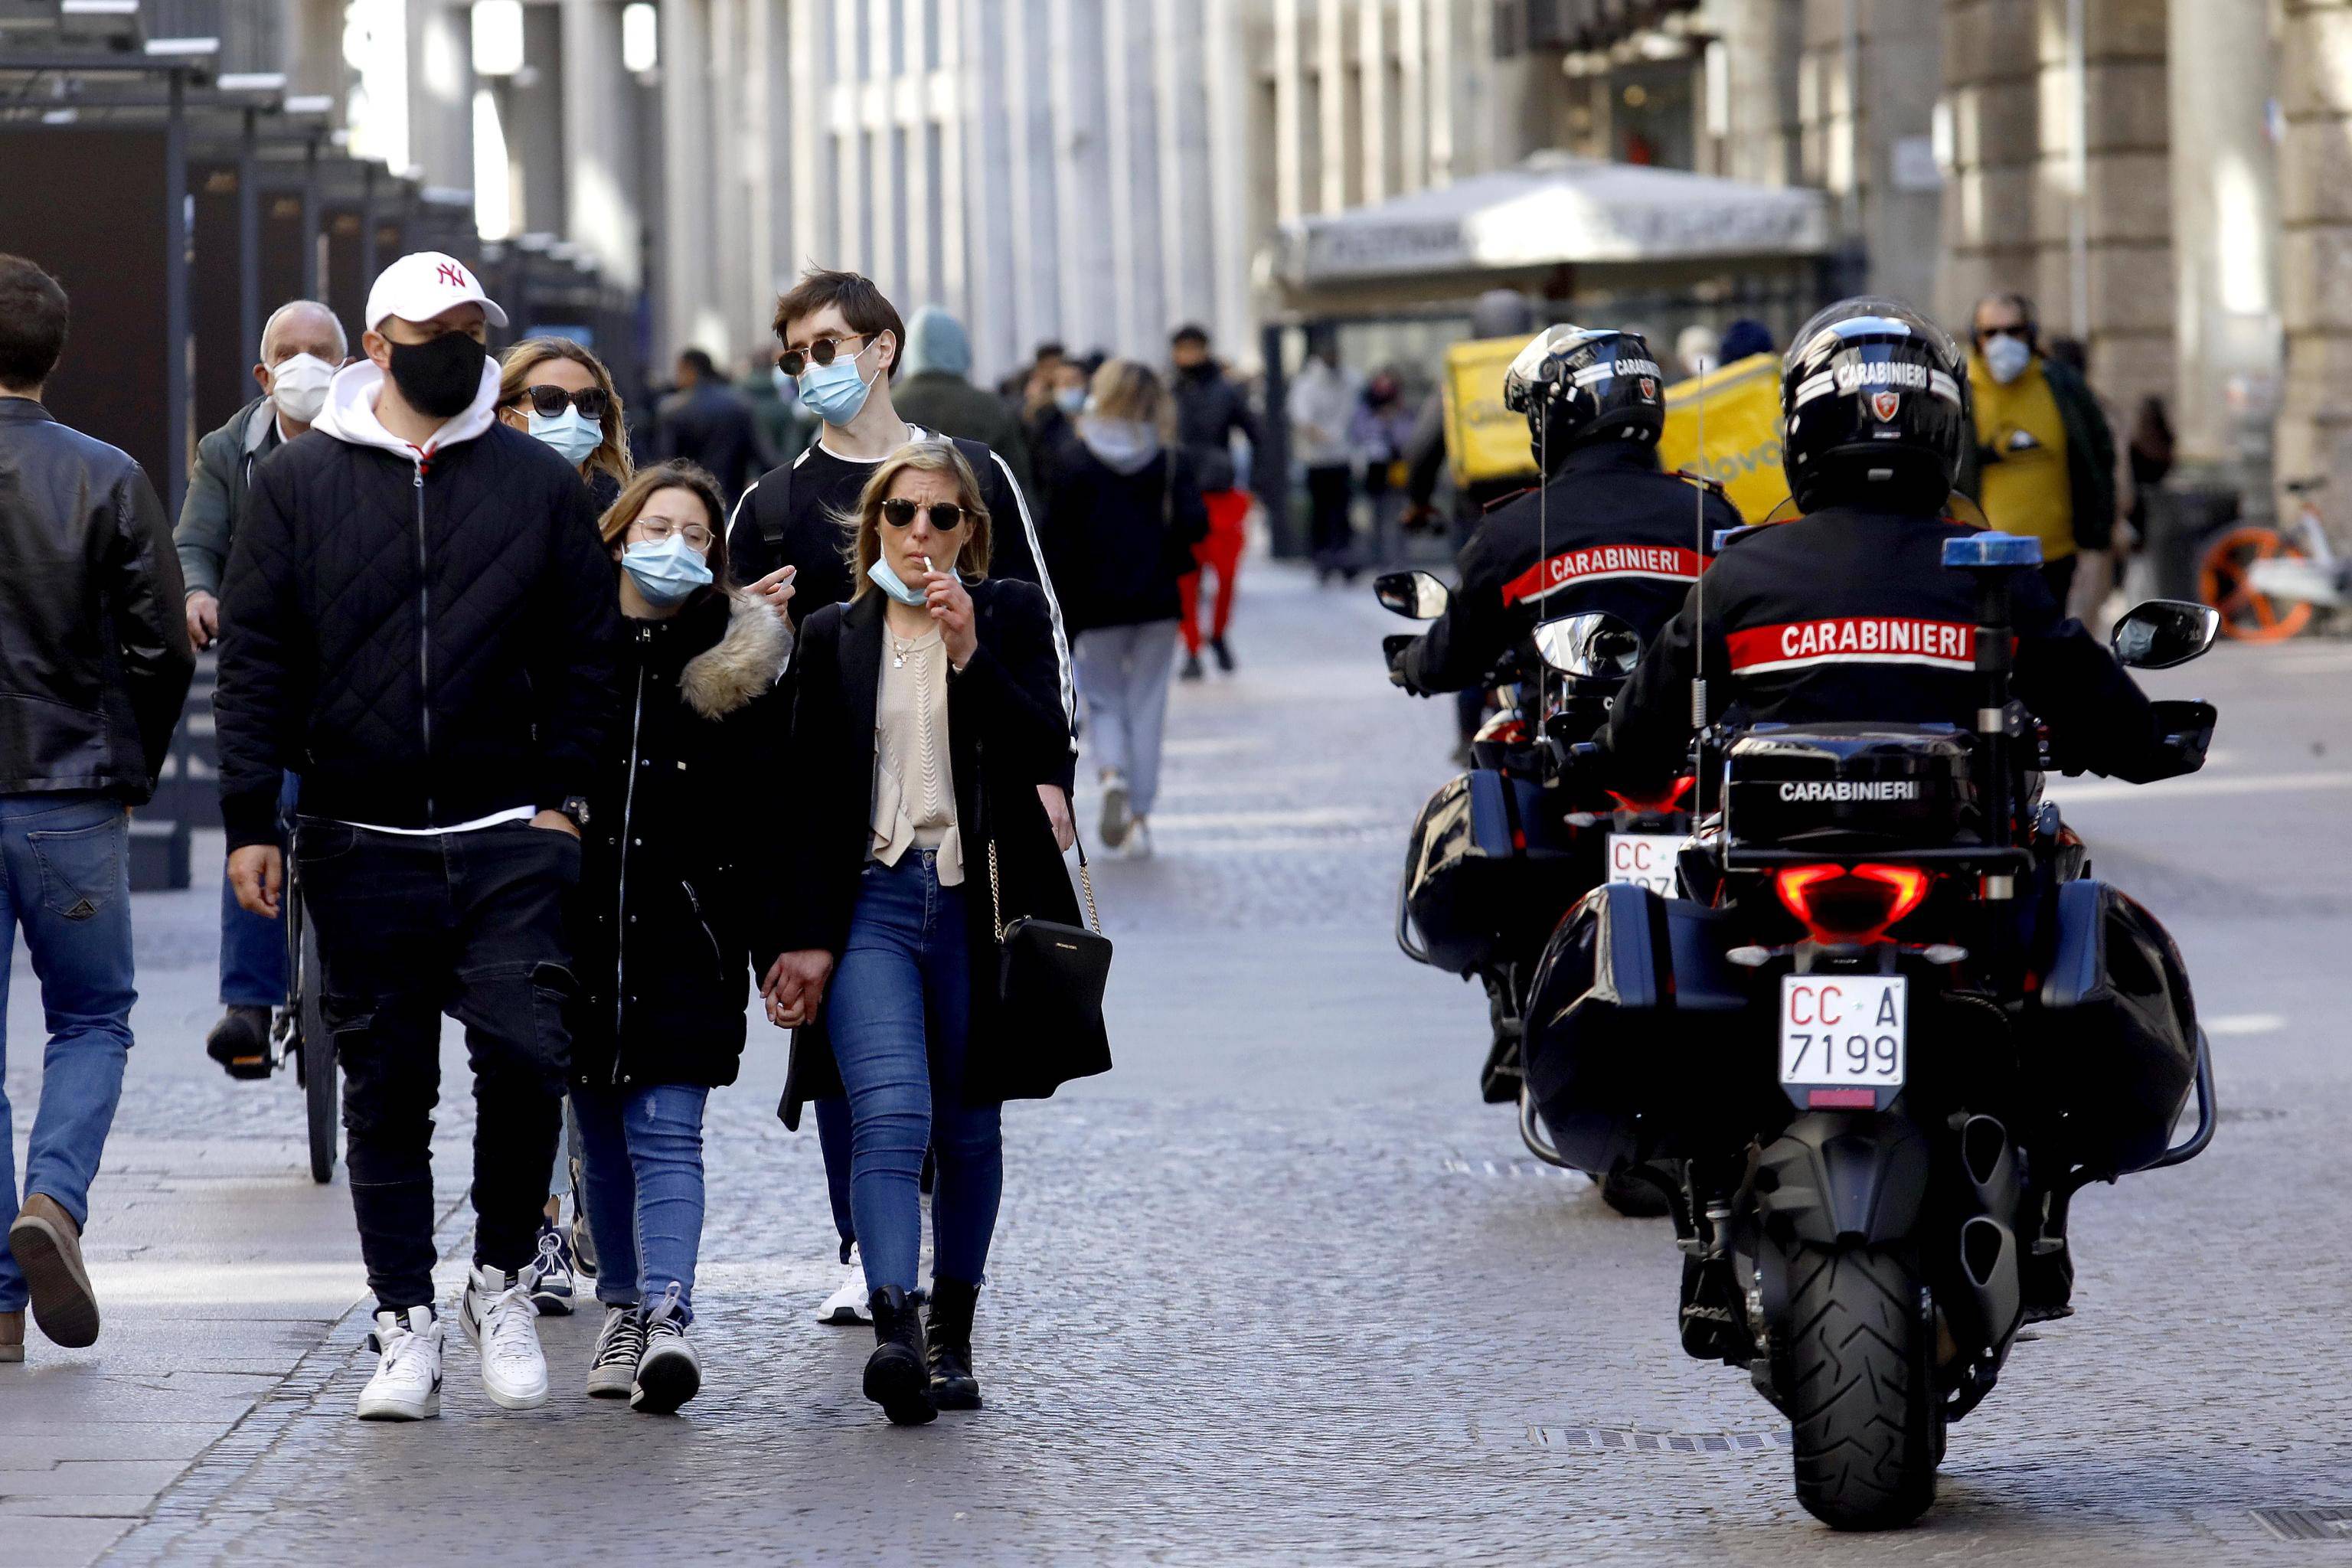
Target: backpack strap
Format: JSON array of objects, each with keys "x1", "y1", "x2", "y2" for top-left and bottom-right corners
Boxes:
[{"x1": 753, "y1": 459, "x2": 794, "y2": 548}]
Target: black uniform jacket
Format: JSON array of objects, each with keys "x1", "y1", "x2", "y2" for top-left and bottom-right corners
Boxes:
[{"x1": 1398, "y1": 441, "x2": 1743, "y2": 696}]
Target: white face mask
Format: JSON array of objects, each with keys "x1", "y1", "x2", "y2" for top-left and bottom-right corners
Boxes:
[
  {"x1": 269, "y1": 352, "x2": 336, "y2": 424},
  {"x1": 1981, "y1": 333, "x2": 2033, "y2": 386}
]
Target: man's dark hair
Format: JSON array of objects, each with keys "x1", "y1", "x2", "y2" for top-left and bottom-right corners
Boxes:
[
  {"x1": 678, "y1": 347, "x2": 718, "y2": 380},
  {"x1": 772, "y1": 268, "x2": 907, "y2": 380},
  {"x1": 1033, "y1": 340, "x2": 1066, "y2": 365},
  {"x1": 0, "y1": 254, "x2": 69, "y2": 390},
  {"x1": 1170, "y1": 323, "x2": 1210, "y2": 348}
]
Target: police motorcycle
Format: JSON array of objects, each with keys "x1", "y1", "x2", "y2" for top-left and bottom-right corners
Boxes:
[
  {"x1": 1378, "y1": 574, "x2": 1692, "y2": 1216},
  {"x1": 1521, "y1": 362, "x2": 2224, "y2": 1524}
]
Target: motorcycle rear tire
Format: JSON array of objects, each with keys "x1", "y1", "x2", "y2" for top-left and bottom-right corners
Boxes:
[{"x1": 1772, "y1": 1240, "x2": 1940, "y2": 1531}]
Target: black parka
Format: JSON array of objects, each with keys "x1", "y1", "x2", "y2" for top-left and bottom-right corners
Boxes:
[
  {"x1": 1035, "y1": 427, "x2": 1209, "y2": 635},
  {"x1": 571, "y1": 590, "x2": 792, "y2": 1089}
]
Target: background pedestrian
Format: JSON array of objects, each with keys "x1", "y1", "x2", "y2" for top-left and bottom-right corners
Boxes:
[
  {"x1": 1168, "y1": 324, "x2": 1260, "y2": 680},
  {"x1": 1958, "y1": 291, "x2": 2118, "y2": 609},
  {"x1": 893, "y1": 305, "x2": 1034, "y2": 501},
  {"x1": 0, "y1": 253, "x2": 195, "y2": 1361},
  {"x1": 1288, "y1": 332, "x2": 1361, "y2": 583},
  {"x1": 1349, "y1": 371, "x2": 1417, "y2": 569},
  {"x1": 658, "y1": 348, "x2": 762, "y2": 507}
]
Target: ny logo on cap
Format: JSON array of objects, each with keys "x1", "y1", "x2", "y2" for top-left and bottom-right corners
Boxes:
[{"x1": 436, "y1": 263, "x2": 469, "y2": 289}]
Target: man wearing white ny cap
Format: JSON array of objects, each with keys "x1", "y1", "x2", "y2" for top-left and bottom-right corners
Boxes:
[{"x1": 214, "y1": 253, "x2": 619, "y2": 1421}]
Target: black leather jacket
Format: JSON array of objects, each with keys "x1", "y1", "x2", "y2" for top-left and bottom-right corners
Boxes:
[{"x1": 0, "y1": 399, "x2": 194, "y2": 802}]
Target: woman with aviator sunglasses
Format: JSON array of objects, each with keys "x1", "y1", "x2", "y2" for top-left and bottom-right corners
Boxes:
[
  {"x1": 767, "y1": 439, "x2": 1086, "y2": 1425},
  {"x1": 498, "y1": 338, "x2": 632, "y2": 510}
]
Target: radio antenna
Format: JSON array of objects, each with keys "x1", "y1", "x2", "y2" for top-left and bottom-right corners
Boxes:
[
  {"x1": 1690, "y1": 354, "x2": 1709, "y2": 733},
  {"x1": 1536, "y1": 358, "x2": 1551, "y2": 732}
]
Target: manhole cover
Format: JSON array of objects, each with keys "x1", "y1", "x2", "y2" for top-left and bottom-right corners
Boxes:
[
  {"x1": 2253, "y1": 1508, "x2": 2352, "y2": 1541},
  {"x1": 1531, "y1": 1426, "x2": 1790, "y2": 1453}
]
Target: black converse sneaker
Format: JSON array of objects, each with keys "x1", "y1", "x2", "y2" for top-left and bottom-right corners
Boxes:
[
  {"x1": 631, "y1": 1283, "x2": 701, "y2": 1414},
  {"x1": 586, "y1": 1305, "x2": 645, "y2": 1400}
]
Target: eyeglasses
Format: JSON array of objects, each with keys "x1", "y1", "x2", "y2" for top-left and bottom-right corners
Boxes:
[
  {"x1": 515, "y1": 384, "x2": 610, "y2": 420},
  {"x1": 776, "y1": 333, "x2": 871, "y2": 378},
  {"x1": 632, "y1": 518, "x2": 714, "y2": 550},
  {"x1": 880, "y1": 498, "x2": 968, "y2": 531}
]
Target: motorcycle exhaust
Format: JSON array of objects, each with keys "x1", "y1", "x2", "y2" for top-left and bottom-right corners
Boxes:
[
  {"x1": 1958, "y1": 1112, "x2": 2022, "y2": 1223},
  {"x1": 1957, "y1": 1214, "x2": 2024, "y2": 1348}
]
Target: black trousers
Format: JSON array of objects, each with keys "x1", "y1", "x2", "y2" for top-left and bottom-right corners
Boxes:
[
  {"x1": 298, "y1": 818, "x2": 581, "y2": 1310},
  {"x1": 1306, "y1": 465, "x2": 1355, "y2": 570}
]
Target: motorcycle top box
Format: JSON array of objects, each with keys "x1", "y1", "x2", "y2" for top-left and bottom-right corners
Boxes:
[
  {"x1": 1398, "y1": 769, "x2": 1578, "y2": 977},
  {"x1": 1723, "y1": 724, "x2": 1983, "y2": 851}
]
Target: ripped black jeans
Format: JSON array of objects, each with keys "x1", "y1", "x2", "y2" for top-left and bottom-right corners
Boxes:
[{"x1": 298, "y1": 818, "x2": 581, "y2": 1311}]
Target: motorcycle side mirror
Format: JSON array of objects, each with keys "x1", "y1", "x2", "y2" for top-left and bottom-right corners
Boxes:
[
  {"x1": 2111, "y1": 599, "x2": 2220, "y2": 668},
  {"x1": 1374, "y1": 570, "x2": 1450, "y2": 620},
  {"x1": 1534, "y1": 612, "x2": 1642, "y2": 678}
]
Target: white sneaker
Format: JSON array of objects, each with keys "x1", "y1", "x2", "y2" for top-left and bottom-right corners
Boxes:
[
  {"x1": 461, "y1": 1262, "x2": 550, "y2": 1410},
  {"x1": 585, "y1": 1304, "x2": 644, "y2": 1400},
  {"x1": 1125, "y1": 819, "x2": 1153, "y2": 859},
  {"x1": 357, "y1": 1306, "x2": 443, "y2": 1421},
  {"x1": 817, "y1": 1246, "x2": 871, "y2": 1325},
  {"x1": 630, "y1": 1283, "x2": 701, "y2": 1414}
]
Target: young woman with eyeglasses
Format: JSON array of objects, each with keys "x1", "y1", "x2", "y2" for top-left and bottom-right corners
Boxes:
[
  {"x1": 566, "y1": 460, "x2": 793, "y2": 1414},
  {"x1": 766, "y1": 439, "x2": 1084, "y2": 1425},
  {"x1": 498, "y1": 338, "x2": 633, "y2": 510}
]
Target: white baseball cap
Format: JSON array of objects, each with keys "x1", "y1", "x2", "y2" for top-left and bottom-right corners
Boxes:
[{"x1": 364, "y1": 251, "x2": 509, "y2": 333}]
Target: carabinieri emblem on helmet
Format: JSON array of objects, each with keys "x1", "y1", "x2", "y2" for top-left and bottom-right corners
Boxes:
[{"x1": 1870, "y1": 390, "x2": 1902, "y2": 422}]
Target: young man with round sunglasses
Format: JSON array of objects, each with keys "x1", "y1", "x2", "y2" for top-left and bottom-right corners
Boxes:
[{"x1": 725, "y1": 267, "x2": 1076, "y2": 1331}]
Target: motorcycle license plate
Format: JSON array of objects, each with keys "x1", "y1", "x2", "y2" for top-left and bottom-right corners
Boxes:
[
  {"x1": 1779, "y1": 975, "x2": 1907, "y2": 1106},
  {"x1": 1605, "y1": 833, "x2": 1689, "y2": 896}
]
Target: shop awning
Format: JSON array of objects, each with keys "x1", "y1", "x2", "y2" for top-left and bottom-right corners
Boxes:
[{"x1": 1271, "y1": 152, "x2": 1834, "y2": 289}]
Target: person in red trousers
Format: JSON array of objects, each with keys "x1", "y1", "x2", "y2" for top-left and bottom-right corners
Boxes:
[{"x1": 1168, "y1": 325, "x2": 1261, "y2": 680}]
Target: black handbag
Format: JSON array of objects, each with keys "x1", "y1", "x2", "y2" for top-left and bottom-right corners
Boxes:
[{"x1": 985, "y1": 828, "x2": 1114, "y2": 1093}]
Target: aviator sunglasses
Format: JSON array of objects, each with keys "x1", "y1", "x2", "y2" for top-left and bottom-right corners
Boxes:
[
  {"x1": 881, "y1": 498, "x2": 969, "y2": 531},
  {"x1": 514, "y1": 384, "x2": 610, "y2": 420},
  {"x1": 776, "y1": 332, "x2": 873, "y2": 378}
]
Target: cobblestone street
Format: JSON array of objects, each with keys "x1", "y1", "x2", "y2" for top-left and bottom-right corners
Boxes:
[{"x1": 7, "y1": 564, "x2": 2352, "y2": 1564}]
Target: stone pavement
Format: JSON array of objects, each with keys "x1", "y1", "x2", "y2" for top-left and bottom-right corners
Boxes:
[{"x1": 5, "y1": 564, "x2": 2351, "y2": 1564}]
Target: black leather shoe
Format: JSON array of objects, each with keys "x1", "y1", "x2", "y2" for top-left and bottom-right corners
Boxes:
[
  {"x1": 206, "y1": 1006, "x2": 274, "y2": 1080},
  {"x1": 863, "y1": 1287, "x2": 936, "y2": 1425},
  {"x1": 925, "y1": 1277, "x2": 982, "y2": 1410},
  {"x1": 1209, "y1": 635, "x2": 1236, "y2": 674}
]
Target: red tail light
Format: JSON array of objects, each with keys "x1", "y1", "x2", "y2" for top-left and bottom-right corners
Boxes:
[
  {"x1": 1606, "y1": 775, "x2": 1696, "y2": 815},
  {"x1": 1772, "y1": 863, "x2": 1932, "y2": 944}
]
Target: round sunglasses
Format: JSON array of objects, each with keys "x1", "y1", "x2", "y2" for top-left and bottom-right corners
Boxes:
[
  {"x1": 776, "y1": 332, "x2": 871, "y2": 379},
  {"x1": 881, "y1": 498, "x2": 969, "y2": 531},
  {"x1": 514, "y1": 384, "x2": 609, "y2": 420}
]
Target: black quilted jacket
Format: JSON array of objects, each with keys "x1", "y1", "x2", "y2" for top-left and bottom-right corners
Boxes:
[{"x1": 214, "y1": 423, "x2": 620, "y2": 851}]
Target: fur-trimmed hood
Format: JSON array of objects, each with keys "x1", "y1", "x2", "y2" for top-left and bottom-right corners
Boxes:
[{"x1": 680, "y1": 591, "x2": 792, "y2": 720}]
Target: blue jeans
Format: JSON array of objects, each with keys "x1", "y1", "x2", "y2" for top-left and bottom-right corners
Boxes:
[
  {"x1": 218, "y1": 772, "x2": 300, "y2": 1008},
  {"x1": 815, "y1": 1094, "x2": 854, "y2": 1257},
  {"x1": 573, "y1": 1082, "x2": 710, "y2": 1321},
  {"x1": 826, "y1": 851, "x2": 1001, "y2": 1294},
  {"x1": 0, "y1": 793, "x2": 135, "y2": 1313}
]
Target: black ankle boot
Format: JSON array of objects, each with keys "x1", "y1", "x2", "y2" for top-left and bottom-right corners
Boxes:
[
  {"x1": 864, "y1": 1287, "x2": 936, "y2": 1425},
  {"x1": 925, "y1": 1277, "x2": 982, "y2": 1410}
]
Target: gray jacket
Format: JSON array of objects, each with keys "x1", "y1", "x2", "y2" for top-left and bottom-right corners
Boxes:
[{"x1": 175, "y1": 396, "x2": 280, "y2": 598}]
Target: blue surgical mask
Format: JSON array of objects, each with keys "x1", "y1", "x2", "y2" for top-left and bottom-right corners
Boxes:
[
  {"x1": 866, "y1": 556, "x2": 929, "y2": 608},
  {"x1": 1055, "y1": 387, "x2": 1087, "y2": 415},
  {"x1": 1981, "y1": 333, "x2": 2033, "y2": 386},
  {"x1": 527, "y1": 406, "x2": 603, "y2": 467},
  {"x1": 622, "y1": 534, "x2": 713, "y2": 607},
  {"x1": 800, "y1": 345, "x2": 878, "y2": 426}
]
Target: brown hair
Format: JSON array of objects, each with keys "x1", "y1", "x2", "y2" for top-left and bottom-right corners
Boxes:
[
  {"x1": 846, "y1": 440, "x2": 991, "y2": 596},
  {"x1": 599, "y1": 459, "x2": 733, "y2": 595},
  {"x1": 771, "y1": 268, "x2": 906, "y2": 381},
  {"x1": 499, "y1": 337, "x2": 632, "y2": 489},
  {"x1": 0, "y1": 254, "x2": 69, "y2": 390}
]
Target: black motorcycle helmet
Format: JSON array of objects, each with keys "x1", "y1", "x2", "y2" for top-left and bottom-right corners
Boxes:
[
  {"x1": 1779, "y1": 297, "x2": 1971, "y2": 514},
  {"x1": 1502, "y1": 325, "x2": 1666, "y2": 471}
]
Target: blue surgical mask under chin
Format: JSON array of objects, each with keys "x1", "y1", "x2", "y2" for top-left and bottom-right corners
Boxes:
[
  {"x1": 800, "y1": 350, "x2": 877, "y2": 426},
  {"x1": 622, "y1": 534, "x2": 713, "y2": 608},
  {"x1": 1055, "y1": 387, "x2": 1087, "y2": 415},
  {"x1": 527, "y1": 406, "x2": 603, "y2": 467},
  {"x1": 866, "y1": 556, "x2": 929, "y2": 608}
]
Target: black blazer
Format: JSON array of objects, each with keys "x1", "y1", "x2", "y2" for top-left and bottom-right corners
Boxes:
[{"x1": 777, "y1": 576, "x2": 1083, "y2": 1125}]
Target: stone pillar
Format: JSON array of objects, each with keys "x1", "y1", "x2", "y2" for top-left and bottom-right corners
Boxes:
[
  {"x1": 2274, "y1": 0, "x2": 2352, "y2": 510},
  {"x1": 560, "y1": 0, "x2": 642, "y2": 291},
  {"x1": 406, "y1": 0, "x2": 473, "y2": 192},
  {"x1": 505, "y1": 4, "x2": 567, "y2": 237}
]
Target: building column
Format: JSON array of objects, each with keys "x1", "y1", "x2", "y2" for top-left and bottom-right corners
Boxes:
[
  {"x1": 560, "y1": 0, "x2": 642, "y2": 291},
  {"x1": 2270, "y1": 0, "x2": 2352, "y2": 505},
  {"x1": 406, "y1": 0, "x2": 473, "y2": 191}
]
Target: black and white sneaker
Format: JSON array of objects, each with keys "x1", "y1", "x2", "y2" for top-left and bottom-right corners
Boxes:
[
  {"x1": 358, "y1": 1306, "x2": 443, "y2": 1421},
  {"x1": 631, "y1": 1284, "x2": 701, "y2": 1415},
  {"x1": 586, "y1": 1304, "x2": 645, "y2": 1400}
]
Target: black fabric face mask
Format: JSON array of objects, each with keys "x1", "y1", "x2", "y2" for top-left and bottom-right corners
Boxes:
[{"x1": 386, "y1": 332, "x2": 488, "y2": 419}]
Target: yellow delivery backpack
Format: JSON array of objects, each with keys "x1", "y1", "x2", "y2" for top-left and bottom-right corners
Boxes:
[
  {"x1": 1439, "y1": 335, "x2": 1538, "y2": 492},
  {"x1": 1658, "y1": 352, "x2": 1788, "y2": 525}
]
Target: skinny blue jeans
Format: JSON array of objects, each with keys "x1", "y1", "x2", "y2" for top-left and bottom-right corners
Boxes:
[
  {"x1": 0, "y1": 793, "x2": 135, "y2": 1313},
  {"x1": 217, "y1": 771, "x2": 300, "y2": 1008},
  {"x1": 573, "y1": 1081, "x2": 710, "y2": 1322},
  {"x1": 826, "y1": 851, "x2": 1001, "y2": 1294}
]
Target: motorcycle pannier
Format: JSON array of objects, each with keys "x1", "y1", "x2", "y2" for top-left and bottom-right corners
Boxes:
[
  {"x1": 2029, "y1": 880, "x2": 2200, "y2": 1175},
  {"x1": 1399, "y1": 769, "x2": 1577, "y2": 976}
]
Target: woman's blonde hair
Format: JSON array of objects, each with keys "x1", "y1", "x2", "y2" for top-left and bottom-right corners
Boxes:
[
  {"x1": 499, "y1": 337, "x2": 632, "y2": 489},
  {"x1": 1087, "y1": 357, "x2": 1168, "y2": 432},
  {"x1": 846, "y1": 439, "x2": 992, "y2": 595}
]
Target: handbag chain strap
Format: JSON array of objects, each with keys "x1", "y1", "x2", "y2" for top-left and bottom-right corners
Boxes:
[{"x1": 988, "y1": 831, "x2": 1102, "y2": 942}]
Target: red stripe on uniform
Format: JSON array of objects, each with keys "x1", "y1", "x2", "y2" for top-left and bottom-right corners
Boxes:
[
  {"x1": 1499, "y1": 544, "x2": 1707, "y2": 607},
  {"x1": 1726, "y1": 616, "x2": 1978, "y2": 674}
]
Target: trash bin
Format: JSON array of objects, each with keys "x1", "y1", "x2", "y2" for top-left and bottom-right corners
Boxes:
[{"x1": 2139, "y1": 485, "x2": 2241, "y2": 604}]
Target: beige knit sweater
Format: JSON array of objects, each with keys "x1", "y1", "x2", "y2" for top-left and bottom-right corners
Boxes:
[{"x1": 869, "y1": 625, "x2": 962, "y2": 885}]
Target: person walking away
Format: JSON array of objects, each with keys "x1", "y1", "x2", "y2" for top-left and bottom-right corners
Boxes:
[
  {"x1": 1288, "y1": 335, "x2": 1361, "y2": 583},
  {"x1": 498, "y1": 337, "x2": 634, "y2": 513},
  {"x1": 657, "y1": 348, "x2": 762, "y2": 508},
  {"x1": 893, "y1": 305, "x2": 1034, "y2": 501},
  {"x1": 1958, "y1": 292, "x2": 2117, "y2": 610},
  {"x1": 725, "y1": 267, "x2": 1077, "y2": 1330},
  {"x1": 1039, "y1": 360, "x2": 1209, "y2": 856},
  {"x1": 495, "y1": 335, "x2": 636, "y2": 1312},
  {"x1": 766, "y1": 439, "x2": 1096, "y2": 1423},
  {"x1": 1169, "y1": 325, "x2": 1260, "y2": 678},
  {"x1": 568, "y1": 461, "x2": 790, "y2": 1413},
  {"x1": 740, "y1": 348, "x2": 816, "y2": 470},
  {"x1": 1349, "y1": 371, "x2": 1418, "y2": 570},
  {"x1": 215, "y1": 251, "x2": 619, "y2": 1420},
  {"x1": 0, "y1": 255, "x2": 195, "y2": 1361},
  {"x1": 177, "y1": 299, "x2": 345, "y2": 1079}
]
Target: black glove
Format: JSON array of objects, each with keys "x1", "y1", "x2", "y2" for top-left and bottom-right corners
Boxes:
[{"x1": 1384, "y1": 633, "x2": 1419, "y2": 690}]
